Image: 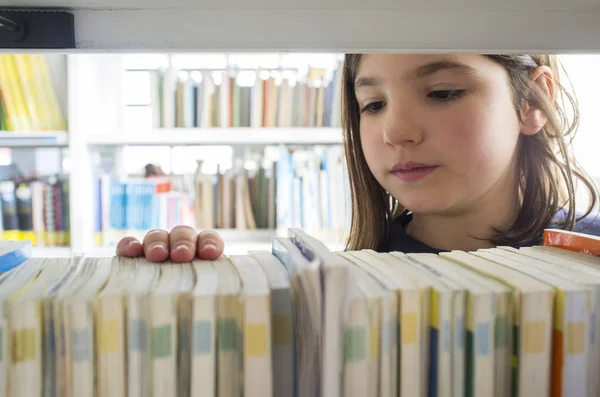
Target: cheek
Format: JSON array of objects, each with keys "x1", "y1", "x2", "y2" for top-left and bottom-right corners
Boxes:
[
  {"x1": 359, "y1": 121, "x2": 385, "y2": 171},
  {"x1": 436, "y1": 102, "x2": 519, "y2": 176}
]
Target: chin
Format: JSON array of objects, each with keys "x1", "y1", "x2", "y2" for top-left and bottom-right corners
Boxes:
[{"x1": 394, "y1": 191, "x2": 455, "y2": 215}]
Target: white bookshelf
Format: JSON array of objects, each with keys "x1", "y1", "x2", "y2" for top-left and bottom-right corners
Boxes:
[
  {"x1": 53, "y1": 53, "x2": 348, "y2": 254},
  {"x1": 6, "y1": 0, "x2": 600, "y2": 52}
]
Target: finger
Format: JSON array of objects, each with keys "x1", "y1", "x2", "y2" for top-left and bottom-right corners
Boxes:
[
  {"x1": 142, "y1": 229, "x2": 170, "y2": 262},
  {"x1": 169, "y1": 225, "x2": 198, "y2": 263},
  {"x1": 196, "y1": 230, "x2": 224, "y2": 260},
  {"x1": 115, "y1": 236, "x2": 144, "y2": 257}
]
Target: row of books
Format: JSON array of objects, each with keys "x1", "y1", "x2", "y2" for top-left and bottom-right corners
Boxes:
[
  {"x1": 94, "y1": 146, "x2": 350, "y2": 246},
  {"x1": 93, "y1": 176, "x2": 193, "y2": 246},
  {"x1": 0, "y1": 176, "x2": 70, "y2": 246},
  {"x1": 0, "y1": 55, "x2": 66, "y2": 132},
  {"x1": 145, "y1": 63, "x2": 342, "y2": 129},
  {"x1": 0, "y1": 228, "x2": 599, "y2": 397}
]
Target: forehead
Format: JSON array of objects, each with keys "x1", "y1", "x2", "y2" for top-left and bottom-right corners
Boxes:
[{"x1": 356, "y1": 54, "x2": 492, "y2": 78}]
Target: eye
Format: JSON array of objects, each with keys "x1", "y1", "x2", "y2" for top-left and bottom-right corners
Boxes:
[
  {"x1": 428, "y1": 90, "x2": 465, "y2": 102},
  {"x1": 361, "y1": 101, "x2": 386, "y2": 114}
]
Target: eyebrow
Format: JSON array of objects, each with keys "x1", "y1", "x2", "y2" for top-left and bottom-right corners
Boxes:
[{"x1": 354, "y1": 60, "x2": 477, "y2": 89}]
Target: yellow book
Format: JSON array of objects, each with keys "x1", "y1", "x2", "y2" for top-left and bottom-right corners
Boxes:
[
  {"x1": 29, "y1": 55, "x2": 66, "y2": 131},
  {"x1": 4, "y1": 55, "x2": 31, "y2": 132},
  {"x1": 12, "y1": 55, "x2": 40, "y2": 131},
  {"x1": 0, "y1": 55, "x2": 23, "y2": 131},
  {"x1": 229, "y1": 255, "x2": 273, "y2": 397}
]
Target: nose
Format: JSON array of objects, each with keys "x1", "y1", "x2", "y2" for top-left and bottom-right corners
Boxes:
[{"x1": 382, "y1": 103, "x2": 423, "y2": 147}]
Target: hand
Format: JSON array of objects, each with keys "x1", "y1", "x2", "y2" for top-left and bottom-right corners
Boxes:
[{"x1": 115, "y1": 226, "x2": 224, "y2": 262}]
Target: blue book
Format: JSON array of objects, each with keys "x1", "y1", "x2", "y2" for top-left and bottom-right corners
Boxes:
[{"x1": 0, "y1": 240, "x2": 32, "y2": 272}]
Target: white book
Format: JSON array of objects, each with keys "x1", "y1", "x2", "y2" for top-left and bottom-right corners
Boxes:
[
  {"x1": 59, "y1": 257, "x2": 113, "y2": 397},
  {"x1": 288, "y1": 227, "x2": 355, "y2": 397},
  {"x1": 125, "y1": 258, "x2": 160, "y2": 397},
  {"x1": 9, "y1": 258, "x2": 73, "y2": 397},
  {"x1": 346, "y1": 250, "x2": 425, "y2": 397},
  {"x1": 441, "y1": 251, "x2": 555, "y2": 397},
  {"x1": 212, "y1": 256, "x2": 242, "y2": 397},
  {"x1": 148, "y1": 263, "x2": 181, "y2": 397},
  {"x1": 95, "y1": 257, "x2": 137, "y2": 397},
  {"x1": 249, "y1": 250, "x2": 294, "y2": 397},
  {"x1": 337, "y1": 251, "x2": 396, "y2": 397},
  {"x1": 229, "y1": 255, "x2": 273, "y2": 397},
  {"x1": 176, "y1": 262, "x2": 196, "y2": 397},
  {"x1": 0, "y1": 258, "x2": 44, "y2": 397},
  {"x1": 410, "y1": 253, "x2": 512, "y2": 397},
  {"x1": 189, "y1": 259, "x2": 218, "y2": 397},
  {"x1": 480, "y1": 248, "x2": 591, "y2": 397},
  {"x1": 404, "y1": 253, "x2": 468, "y2": 397},
  {"x1": 271, "y1": 236, "x2": 322, "y2": 397},
  {"x1": 516, "y1": 245, "x2": 600, "y2": 396}
]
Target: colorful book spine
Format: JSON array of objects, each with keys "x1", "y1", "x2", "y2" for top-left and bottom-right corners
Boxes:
[{"x1": 544, "y1": 228, "x2": 600, "y2": 256}]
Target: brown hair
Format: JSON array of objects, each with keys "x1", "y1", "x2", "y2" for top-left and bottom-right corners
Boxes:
[{"x1": 342, "y1": 54, "x2": 599, "y2": 251}]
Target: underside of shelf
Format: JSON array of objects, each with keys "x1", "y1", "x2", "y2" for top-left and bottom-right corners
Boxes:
[
  {"x1": 7, "y1": 0, "x2": 600, "y2": 52},
  {"x1": 0, "y1": 131, "x2": 68, "y2": 147},
  {"x1": 86, "y1": 128, "x2": 343, "y2": 146}
]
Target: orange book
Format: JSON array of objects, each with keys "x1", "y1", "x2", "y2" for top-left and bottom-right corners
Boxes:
[{"x1": 543, "y1": 228, "x2": 600, "y2": 257}]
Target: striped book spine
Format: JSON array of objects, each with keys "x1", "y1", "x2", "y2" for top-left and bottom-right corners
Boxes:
[
  {"x1": 379, "y1": 295, "x2": 396, "y2": 397},
  {"x1": 0, "y1": 300, "x2": 8, "y2": 397},
  {"x1": 217, "y1": 294, "x2": 241, "y2": 397},
  {"x1": 428, "y1": 289, "x2": 453, "y2": 397},
  {"x1": 467, "y1": 293, "x2": 494, "y2": 397},
  {"x1": 553, "y1": 289, "x2": 589, "y2": 397},
  {"x1": 10, "y1": 300, "x2": 42, "y2": 397},
  {"x1": 368, "y1": 297, "x2": 381, "y2": 396},
  {"x1": 126, "y1": 295, "x2": 150, "y2": 397},
  {"x1": 149, "y1": 294, "x2": 176, "y2": 397},
  {"x1": 190, "y1": 294, "x2": 216, "y2": 397},
  {"x1": 243, "y1": 295, "x2": 272, "y2": 397},
  {"x1": 343, "y1": 297, "x2": 370, "y2": 397},
  {"x1": 96, "y1": 296, "x2": 126, "y2": 397},
  {"x1": 518, "y1": 291, "x2": 553, "y2": 397},
  {"x1": 66, "y1": 301, "x2": 94, "y2": 397},
  {"x1": 270, "y1": 289, "x2": 294, "y2": 397},
  {"x1": 493, "y1": 293, "x2": 512, "y2": 397},
  {"x1": 400, "y1": 288, "x2": 424, "y2": 397}
]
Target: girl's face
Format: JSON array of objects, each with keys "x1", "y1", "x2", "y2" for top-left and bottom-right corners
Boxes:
[{"x1": 356, "y1": 54, "x2": 523, "y2": 216}]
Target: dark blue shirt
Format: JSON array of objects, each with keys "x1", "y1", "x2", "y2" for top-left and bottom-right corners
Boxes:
[{"x1": 381, "y1": 209, "x2": 600, "y2": 254}]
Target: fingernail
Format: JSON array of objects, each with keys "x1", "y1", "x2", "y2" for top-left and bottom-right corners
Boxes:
[
  {"x1": 149, "y1": 242, "x2": 167, "y2": 252},
  {"x1": 202, "y1": 243, "x2": 217, "y2": 252},
  {"x1": 128, "y1": 240, "x2": 141, "y2": 248},
  {"x1": 173, "y1": 244, "x2": 191, "y2": 253}
]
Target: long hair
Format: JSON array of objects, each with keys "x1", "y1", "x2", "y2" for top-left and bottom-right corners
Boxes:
[{"x1": 342, "y1": 54, "x2": 599, "y2": 251}]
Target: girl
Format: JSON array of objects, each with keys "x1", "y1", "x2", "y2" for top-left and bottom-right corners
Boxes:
[{"x1": 116, "y1": 54, "x2": 600, "y2": 262}]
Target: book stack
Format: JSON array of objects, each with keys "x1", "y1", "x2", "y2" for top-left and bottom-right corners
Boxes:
[
  {"x1": 0, "y1": 176, "x2": 70, "y2": 247},
  {"x1": 0, "y1": 228, "x2": 599, "y2": 397},
  {"x1": 145, "y1": 62, "x2": 343, "y2": 129},
  {"x1": 94, "y1": 145, "x2": 350, "y2": 246}
]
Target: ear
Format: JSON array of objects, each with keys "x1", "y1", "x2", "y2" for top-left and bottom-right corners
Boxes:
[{"x1": 519, "y1": 65, "x2": 555, "y2": 136}]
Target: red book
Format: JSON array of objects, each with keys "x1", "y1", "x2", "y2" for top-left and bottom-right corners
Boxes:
[{"x1": 543, "y1": 228, "x2": 600, "y2": 257}]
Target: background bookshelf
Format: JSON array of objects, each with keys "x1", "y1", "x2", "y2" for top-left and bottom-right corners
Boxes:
[
  {"x1": 3, "y1": 52, "x2": 600, "y2": 257},
  {"x1": 0, "y1": 54, "x2": 70, "y2": 255},
  {"x1": 0, "y1": 52, "x2": 351, "y2": 256}
]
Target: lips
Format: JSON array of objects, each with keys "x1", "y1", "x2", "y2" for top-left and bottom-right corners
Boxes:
[
  {"x1": 391, "y1": 162, "x2": 435, "y2": 172},
  {"x1": 390, "y1": 162, "x2": 438, "y2": 182}
]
